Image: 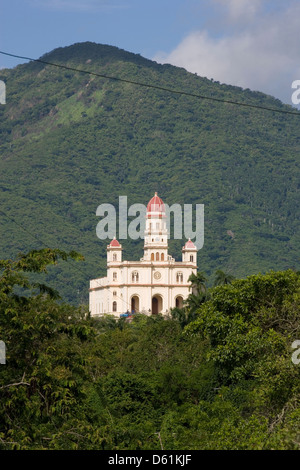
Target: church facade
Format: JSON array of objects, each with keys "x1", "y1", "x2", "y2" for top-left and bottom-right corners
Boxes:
[{"x1": 89, "y1": 193, "x2": 198, "y2": 317}]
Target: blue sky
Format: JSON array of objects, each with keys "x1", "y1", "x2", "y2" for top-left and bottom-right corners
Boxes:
[
  {"x1": 1, "y1": 0, "x2": 300, "y2": 105},
  {"x1": 0, "y1": 0, "x2": 209, "y2": 66}
]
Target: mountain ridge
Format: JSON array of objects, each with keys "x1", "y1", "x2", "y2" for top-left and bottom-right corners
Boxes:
[{"x1": 0, "y1": 41, "x2": 299, "y2": 303}]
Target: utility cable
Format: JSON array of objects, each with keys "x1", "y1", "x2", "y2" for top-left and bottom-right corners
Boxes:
[{"x1": 1, "y1": 50, "x2": 299, "y2": 116}]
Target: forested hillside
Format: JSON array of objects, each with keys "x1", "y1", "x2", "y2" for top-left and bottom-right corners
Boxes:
[{"x1": 0, "y1": 42, "x2": 299, "y2": 303}]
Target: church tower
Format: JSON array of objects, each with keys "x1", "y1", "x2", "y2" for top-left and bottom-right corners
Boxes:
[
  {"x1": 182, "y1": 238, "x2": 197, "y2": 265},
  {"x1": 143, "y1": 192, "x2": 168, "y2": 262},
  {"x1": 107, "y1": 237, "x2": 122, "y2": 265}
]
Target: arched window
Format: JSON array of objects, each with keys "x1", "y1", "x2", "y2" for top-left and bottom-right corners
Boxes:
[
  {"x1": 113, "y1": 253, "x2": 117, "y2": 261},
  {"x1": 190, "y1": 255, "x2": 194, "y2": 262},
  {"x1": 176, "y1": 272, "x2": 183, "y2": 283},
  {"x1": 112, "y1": 301, "x2": 117, "y2": 312},
  {"x1": 113, "y1": 291, "x2": 117, "y2": 296},
  {"x1": 161, "y1": 253, "x2": 164, "y2": 261},
  {"x1": 113, "y1": 272, "x2": 117, "y2": 281},
  {"x1": 156, "y1": 252, "x2": 159, "y2": 261},
  {"x1": 132, "y1": 271, "x2": 139, "y2": 282},
  {"x1": 151, "y1": 253, "x2": 155, "y2": 261}
]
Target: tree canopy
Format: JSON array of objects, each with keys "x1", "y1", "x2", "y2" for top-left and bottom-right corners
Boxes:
[{"x1": 1, "y1": 250, "x2": 300, "y2": 449}]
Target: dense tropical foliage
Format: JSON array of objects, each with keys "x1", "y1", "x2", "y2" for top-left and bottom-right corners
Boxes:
[{"x1": 1, "y1": 250, "x2": 300, "y2": 450}]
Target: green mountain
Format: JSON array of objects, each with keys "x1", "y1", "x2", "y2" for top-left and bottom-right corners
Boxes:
[{"x1": 0, "y1": 41, "x2": 299, "y2": 304}]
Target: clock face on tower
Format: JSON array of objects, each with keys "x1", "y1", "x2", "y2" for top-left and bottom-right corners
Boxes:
[{"x1": 154, "y1": 271, "x2": 161, "y2": 280}]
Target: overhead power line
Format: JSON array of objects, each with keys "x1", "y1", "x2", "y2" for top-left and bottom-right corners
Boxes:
[{"x1": 0, "y1": 49, "x2": 300, "y2": 116}]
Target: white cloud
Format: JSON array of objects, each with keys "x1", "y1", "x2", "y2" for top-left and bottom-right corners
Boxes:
[
  {"x1": 215, "y1": 0, "x2": 263, "y2": 22},
  {"x1": 154, "y1": 1, "x2": 300, "y2": 105}
]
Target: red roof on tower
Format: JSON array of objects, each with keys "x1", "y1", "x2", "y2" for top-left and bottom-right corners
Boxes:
[
  {"x1": 183, "y1": 238, "x2": 196, "y2": 250},
  {"x1": 146, "y1": 192, "x2": 165, "y2": 213},
  {"x1": 109, "y1": 238, "x2": 121, "y2": 247}
]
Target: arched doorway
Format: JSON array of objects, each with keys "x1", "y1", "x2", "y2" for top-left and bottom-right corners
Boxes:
[
  {"x1": 131, "y1": 295, "x2": 140, "y2": 313},
  {"x1": 175, "y1": 296, "x2": 184, "y2": 308},
  {"x1": 152, "y1": 295, "x2": 163, "y2": 314}
]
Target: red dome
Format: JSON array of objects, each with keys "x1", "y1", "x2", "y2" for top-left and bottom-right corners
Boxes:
[
  {"x1": 109, "y1": 238, "x2": 121, "y2": 247},
  {"x1": 146, "y1": 192, "x2": 165, "y2": 213},
  {"x1": 183, "y1": 238, "x2": 196, "y2": 249}
]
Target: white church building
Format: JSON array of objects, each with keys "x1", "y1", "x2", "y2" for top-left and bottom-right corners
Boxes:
[{"x1": 89, "y1": 193, "x2": 198, "y2": 317}]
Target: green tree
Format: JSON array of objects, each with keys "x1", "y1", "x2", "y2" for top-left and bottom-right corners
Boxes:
[
  {"x1": 185, "y1": 270, "x2": 300, "y2": 448},
  {"x1": 188, "y1": 271, "x2": 207, "y2": 295},
  {"x1": 0, "y1": 249, "x2": 106, "y2": 450},
  {"x1": 213, "y1": 269, "x2": 235, "y2": 286}
]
